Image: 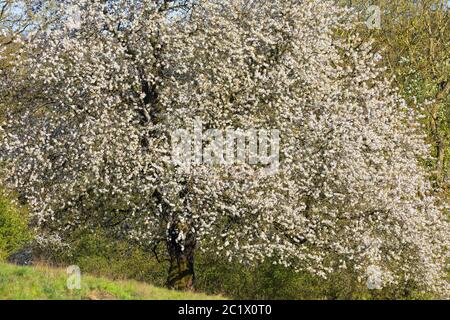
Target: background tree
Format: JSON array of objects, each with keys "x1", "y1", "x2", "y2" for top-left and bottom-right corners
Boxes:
[
  {"x1": 1, "y1": 0, "x2": 57, "y2": 118},
  {"x1": 339, "y1": 0, "x2": 449, "y2": 193},
  {"x1": 0, "y1": 0, "x2": 448, "y2": 294}
]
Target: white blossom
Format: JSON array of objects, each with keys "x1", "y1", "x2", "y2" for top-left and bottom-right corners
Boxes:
[{"x1": 0, "y1": 0, "x2": 448, "y2": 294}]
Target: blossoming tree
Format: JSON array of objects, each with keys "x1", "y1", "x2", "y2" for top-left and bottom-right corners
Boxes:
[{"x1": 1, "y1": 0, "x2": 448, "y2": 293}]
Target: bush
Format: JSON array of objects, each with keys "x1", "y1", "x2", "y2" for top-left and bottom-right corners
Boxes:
[
  {"x1": 43, "y1": 231, "x2": 168, "y2": 288},
  {"x1": 0, "y1": 191, "x2": 31, "y2": 261},
  {"x1": 41, "y1": 230, "x2": 438, "y2": 299},
  {"x1": 195, "y1": 254, "x2": 435, "y2": 300}
]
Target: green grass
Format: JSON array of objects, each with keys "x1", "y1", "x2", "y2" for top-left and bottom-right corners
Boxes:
[{"x1": 0, "y1": 262, "x2": 225, "y2": 300}]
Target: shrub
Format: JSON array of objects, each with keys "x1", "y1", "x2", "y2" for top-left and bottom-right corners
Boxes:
[
  {"x1": 0, "y1": 191, "x2": 31, "y2": 261},
  {"x1": 42, "y1": 230, "x2": 168, "y2": 288},
  {"x1": 195, "y1": 254, "x2": 437, "y2": 300},
  {"x1": 41, "y1": 229, "x2": 440, "y2": 299}
]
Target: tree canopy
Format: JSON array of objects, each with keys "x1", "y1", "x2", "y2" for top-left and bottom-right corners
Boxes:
[{"x1": 0, "y1": 0, "x2": 448, "y2": 293}]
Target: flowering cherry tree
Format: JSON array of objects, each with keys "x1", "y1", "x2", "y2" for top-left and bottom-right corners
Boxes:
[{"x1": 1, "y1": 0, "x2": 448, "y2": 293}]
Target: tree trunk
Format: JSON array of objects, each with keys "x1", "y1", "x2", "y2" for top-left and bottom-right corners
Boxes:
[
  {"x1": 436, "y1": 139, "x2": 446, "y2": 185},
  {"x1": 166, "y1": 223, "x2": 196, "y2": 291}
]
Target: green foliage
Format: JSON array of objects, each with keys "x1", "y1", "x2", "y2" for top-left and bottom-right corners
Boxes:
[
  {"x1": 42, "y1": 232, "x2": 437, "y2": 299},
  {"x1": 0, "y1": 192, "x2": 31, "y2": 261},
  {"x1": 0, "y1": 262, "x2": 224, "y2": 300},
  {"x1": 195, "y1": 255, "x2": 436, "y2": 300},
  {"x1": 195, "y1": 255, "x2": 325, "y2": 299},
  {"x1": 41, "y1": 231, "x2": 168, "y2": 288}
]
